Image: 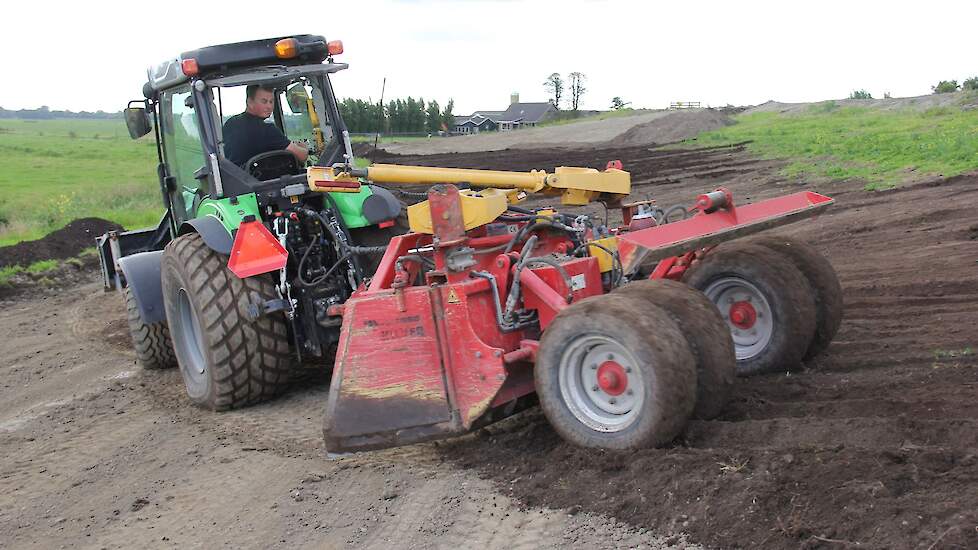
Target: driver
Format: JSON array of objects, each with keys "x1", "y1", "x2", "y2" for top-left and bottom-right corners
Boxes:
[{"x1": 223, "y1": 84, "x2": 308, "y2": 167}]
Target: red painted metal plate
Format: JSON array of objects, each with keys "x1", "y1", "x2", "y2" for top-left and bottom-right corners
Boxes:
[
  {"x1": 617, "y1": 191, "x2": 833, "y2": 274},
  {"x1": 323, "y1": 288, "x2": 454, "y2": 452}
]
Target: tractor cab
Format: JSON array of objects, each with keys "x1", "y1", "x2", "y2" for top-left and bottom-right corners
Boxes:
[
  {"x1": 124, "y1": 35, "x2": 358, "y2": 228},
  {"x1": 100, "y1": 35, "x2": 404, "y2": 365}
]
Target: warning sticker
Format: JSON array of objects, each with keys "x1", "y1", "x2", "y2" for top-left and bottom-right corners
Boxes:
[
  {"x1": 446, "y1": 289, "x2": 461, "y2": 303},
  {"x1": 570, "y1": 273, "x2": 587, "y2": 291}
]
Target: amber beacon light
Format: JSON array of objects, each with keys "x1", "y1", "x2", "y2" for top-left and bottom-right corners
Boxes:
[{"x1": 275, "y1": 38, "x2": 299, "y2": 59}]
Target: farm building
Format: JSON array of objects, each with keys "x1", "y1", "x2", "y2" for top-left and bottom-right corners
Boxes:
[{"x1": 453, "y1": 94, "x2": 558, "y2": 134}]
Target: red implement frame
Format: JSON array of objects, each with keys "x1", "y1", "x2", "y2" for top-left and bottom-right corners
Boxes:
[
  {"x1": 322, "y1": 185, "x2": 833, "y2": 453},
  {"x1": 617, "y1": 190, "x2": 833, "y2": 276}
]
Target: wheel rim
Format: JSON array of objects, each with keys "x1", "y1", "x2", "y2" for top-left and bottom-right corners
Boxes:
[
  {"x1": 557, "y1": 334, "x2": 645, "y2": 432},
  {"x1": 703, "y1": 277, "x2": 774, "y2": 361},
  {"x1": 175, "y1": 288, "x2": 208, "y2": 386}
]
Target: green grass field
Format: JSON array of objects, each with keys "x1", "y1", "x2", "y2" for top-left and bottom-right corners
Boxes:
[
  {"x1": 686, "y1": 103, "x2": 978, "y2": 190},
  {"x1": 0, "y1": 119, "x2": 160, "y2": 246}
]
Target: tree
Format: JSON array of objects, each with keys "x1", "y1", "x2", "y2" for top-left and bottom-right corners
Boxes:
[
  {"x1": 963, "y1": 77, "x2": 978, "y2": 91},
  {"x1": 610, "y1": 96, "x2": 630, "y2": 110},
  {"x1": 425, "y1": 100, "x2": 441, "y2": 133},
  {"x1": 932, "y1": 80, "x2": 959, "y2": 94},
  {"x1": 440, "y1": 99, "x2": 455, "y2": 132},
  {"x1": 848, "y1": 90, "x2": 872, "y2": 99},
  {"x1": 543, "y1": 73, "x2": 564, "y2": 109},
  {"x1": 568, "y1": 72, "x2": 587, "y2": 111}
]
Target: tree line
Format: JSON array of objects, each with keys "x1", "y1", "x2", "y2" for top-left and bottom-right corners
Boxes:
[
  {"x1": 0, "y1": 106, "x2": 120, "y2": 119},
  {"x1": 338, "y1": 97, "x2": 455, "y2": 134}
]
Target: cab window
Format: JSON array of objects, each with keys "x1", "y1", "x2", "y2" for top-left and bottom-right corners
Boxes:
[
  {"x1": 160, "y1": 87, "x2": 204, "y2": 193},
  {"x1": 280, "y1": 83, "x2": 318, "y2": 161}
]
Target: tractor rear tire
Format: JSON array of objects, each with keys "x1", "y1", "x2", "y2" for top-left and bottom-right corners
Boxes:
[
  {"x1": 683, "y1": 242, "x2": 816, "y2": 376},
  {"x1": 124, "y1": 286, "x2": 176, "y2": 370},
  {"x1": 161, "y1": 233, "x2": 292, "y2": 411},
  {"x1": 613, "y1": 279, "x2": 734, "y2": 420},
  {"x1": 535, "y1": 294, "x2": 697, "y2": 450},
  {"x1": 747, "y1": 235, "x2": 843, "y2": 359}
]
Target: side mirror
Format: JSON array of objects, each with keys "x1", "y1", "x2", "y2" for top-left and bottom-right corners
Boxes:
[
  {"x1": 286, "y1": 83, "x2": 310, "y2": 113},
  {"x1": 124, "y1": 107, "x2": 152, "y2": 139}
]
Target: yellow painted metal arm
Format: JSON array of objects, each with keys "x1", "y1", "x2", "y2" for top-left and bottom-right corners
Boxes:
[
  {"x1": 363, "y1": 163, "x2": 631, "y2": 206},
  {"x1": 366, "y1": 164, "x2": 548, "y2": 192}
]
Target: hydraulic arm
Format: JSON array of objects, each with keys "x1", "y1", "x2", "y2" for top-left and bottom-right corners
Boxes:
[{"x1": 350, "y1": 162, "x2": 631, "y2": 205}]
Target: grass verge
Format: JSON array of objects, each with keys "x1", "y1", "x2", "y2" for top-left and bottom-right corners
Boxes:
[{"x1": 684, "y1": 105, "x2": 978, "y2": 189}]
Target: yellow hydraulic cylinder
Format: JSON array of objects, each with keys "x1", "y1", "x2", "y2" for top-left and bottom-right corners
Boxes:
[{"x1": 366, "y1": 164, "x2": 548, "y2": 192}]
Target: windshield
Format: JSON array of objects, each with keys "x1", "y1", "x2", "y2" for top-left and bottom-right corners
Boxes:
[{"x1": 213, "y1": 74, "x2": 338, "y2": 166}]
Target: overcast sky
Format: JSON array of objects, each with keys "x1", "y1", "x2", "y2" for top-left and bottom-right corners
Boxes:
[{"x1": 2, "y1": 0, "x2": 975, "y2": 114}]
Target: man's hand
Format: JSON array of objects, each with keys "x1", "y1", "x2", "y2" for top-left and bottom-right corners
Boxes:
[{"x1": 287, "y1": 141, "x2": 309, "y2": 163}]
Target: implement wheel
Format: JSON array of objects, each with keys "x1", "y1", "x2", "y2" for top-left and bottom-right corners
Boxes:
[
  {"x1": 535, "y1": 294, "x2": 697, "y2": 450},
  {"x1": 161, "y1": 233, "x2": 291, "y2": 411},
  {"x1": 748, "y1": 235, "x2": 843, "y2": 359},
  {"x1": 124, "y1": 286, "x2": 176, "y2": 370},
  {"x1": 613, "y1": 279, "x2": 734, "y2": 420},
  {"x1": 683, "y1": 242, "x2": 816, "y2": 376}
]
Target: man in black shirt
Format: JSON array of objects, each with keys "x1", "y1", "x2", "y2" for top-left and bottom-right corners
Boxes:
[{"x1": 223, "y1": 85, "x2": 309, "y2": 166}]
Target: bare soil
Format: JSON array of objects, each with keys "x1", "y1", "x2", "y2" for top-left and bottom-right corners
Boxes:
[
  {"x1": 0, "y1": 218, "x2": 121, "y2": 269},
  {"x1": 1, "y1": 144, "x2": 976, "y2": 549}
]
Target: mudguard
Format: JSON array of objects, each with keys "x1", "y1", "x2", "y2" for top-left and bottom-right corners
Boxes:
[
  {"x1": 180, "y1": 216, "x2": 234, "y2": 255},
  {"x1": 118, "y1": 251, "x2": 166, "y2": 324}
]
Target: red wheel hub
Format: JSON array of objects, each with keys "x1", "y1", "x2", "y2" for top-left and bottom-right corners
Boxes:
[
  {"x1": 596, "y1": 361, "x2": 628, "y2": 396},
  {"x1": 729, "y1": 301, "x2": 757, "y2": 329}
]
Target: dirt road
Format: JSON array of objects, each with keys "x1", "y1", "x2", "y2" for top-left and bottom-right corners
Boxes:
[
  {"x1": 378, "y1": 110, "x2": 732, "y2": 155},
  {"x1": 2, "y1": 143, "x2": 976, "y2": 549},
  {"x1": 0, "y1": 280, "x2": 687, "y2": 549}
]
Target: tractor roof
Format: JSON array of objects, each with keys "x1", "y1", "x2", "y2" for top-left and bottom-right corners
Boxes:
[{"x1": 143, "y1": 34, "x2": 344, "y2": 97}]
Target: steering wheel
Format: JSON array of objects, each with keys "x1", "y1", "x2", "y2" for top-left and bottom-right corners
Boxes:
[{"x1": 244, "y1": 150, "x2": 302, "y2": 181}]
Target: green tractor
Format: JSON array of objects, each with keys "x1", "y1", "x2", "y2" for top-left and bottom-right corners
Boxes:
[{"x1": 98, "y1": 35, "x2": 404, "y2": 409}]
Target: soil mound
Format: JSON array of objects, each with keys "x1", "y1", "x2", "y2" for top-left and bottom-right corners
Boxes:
[
  {"x1": 0, "y1": 217, "x2": 122, "y2": 268},
  {"x1": 609, "y1": 109, "x2": 734, "y2": 147}
]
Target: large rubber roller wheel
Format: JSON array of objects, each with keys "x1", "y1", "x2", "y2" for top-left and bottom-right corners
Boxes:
[
  {"x1": 747, "y1": 235, "x2": 843, "y2": 360},
  {"x1": 124, "y1": 286, "x2": 176, "y2": 370},
  {"x1": 613, "y1": 279, "x2": 734, "y2": 420},
  {"x1": 535, "y1": 294, "x2": 697, "y2": 450},
  {"x1": 683, "y1": 242, "x2": 816, "y2": 376},
  {"x1": 161, "y1": 233, "x2": 292, "y2": 411}
]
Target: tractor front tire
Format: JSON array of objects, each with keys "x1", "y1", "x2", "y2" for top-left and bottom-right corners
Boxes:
[
  {"x1": 683, "y1": 242, "x2": 816, "y2": 376},
  {"x1": 124, "y1": 286, "x2": 176, "y2": 370},
  {"x1": 747, "y1": 235, "x2": 843, "y2": 359},
  {"x1": 161, "y1": 233, "x2": 291, "y2": 411},
  {"x1": 613, "y1": 279, "x2": 734, "y2": 420},
  {"x1": 535, "y1": 294, "x2": 697, "y2": 450}
]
